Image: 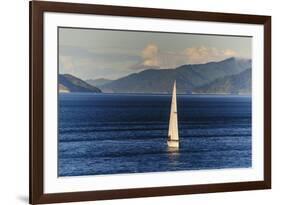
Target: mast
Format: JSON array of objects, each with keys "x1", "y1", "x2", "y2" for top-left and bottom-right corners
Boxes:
[{"x1": 167, "y1": 81, "x2": 179, "y2": 148}]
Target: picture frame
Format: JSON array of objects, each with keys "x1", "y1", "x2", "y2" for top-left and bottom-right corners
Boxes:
[{"x1": 30, "y1": 0, "x2": 271, "y2": 204}]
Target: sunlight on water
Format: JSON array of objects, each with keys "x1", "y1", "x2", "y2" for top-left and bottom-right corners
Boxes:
[
  {"x1": 167, "y1": 146, "x2": 179, "y2": 153},
  {"x1": 167, "y1": 146, "x2": 180, "y2": 166}
]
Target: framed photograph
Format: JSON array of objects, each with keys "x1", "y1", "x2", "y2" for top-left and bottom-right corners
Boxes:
[{"x1": 30, "y1": 1, "x2": 271, "y2": 204}]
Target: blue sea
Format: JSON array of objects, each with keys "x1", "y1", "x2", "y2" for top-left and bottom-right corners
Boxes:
[{"x1": 58, "y1": 93, "x2": 252, "y2": 177}]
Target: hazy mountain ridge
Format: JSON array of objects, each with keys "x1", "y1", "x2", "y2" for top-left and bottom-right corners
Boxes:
[
  {"x1": 86, "y1": 78, "x2": 113, "y2": 87},
  {"x1": 194, "y1": 68, "x2": 252, "y2": 95},
  {"x1": 59, "y1": 74, "x2": 102, "y2": 93},
  {"x1": 100, "y1": 57, "x2": 252, "y2": 94}
]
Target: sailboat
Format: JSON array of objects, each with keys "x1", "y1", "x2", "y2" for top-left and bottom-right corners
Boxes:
[{"x1": 167, "y1": 81, "x2": 179, "y2": 148}]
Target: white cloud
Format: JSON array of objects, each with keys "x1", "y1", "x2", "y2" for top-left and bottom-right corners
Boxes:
[
  {"x1": 135, "y1": 43, "x2": 186, "y2": 69},
  {"x1": 141, "y1": 43, "x2": 160, "y2": 67},
  {"x1": 135, "y1": 44, "x2": 239, "y2": 70},
  {"x1": 184, "y1": 46, "x2": 238, "y2": 64}
]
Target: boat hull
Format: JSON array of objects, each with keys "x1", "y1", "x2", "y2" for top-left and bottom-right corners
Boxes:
[{"x1": 167, "y1": 140, "x2": 179, "y2": 148}]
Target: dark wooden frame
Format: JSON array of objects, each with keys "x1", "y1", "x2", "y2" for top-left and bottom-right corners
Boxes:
[{"x1": 30, "y1": 0, "x2": 271, "y2": 204}]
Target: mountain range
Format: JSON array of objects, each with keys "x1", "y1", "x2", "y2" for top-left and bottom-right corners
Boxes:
[
  {"x1": 99, "y1": 57, "x2": 251, "y2": 94},
  {"x1": 194, "y1": 68, "x2": 251, "y2": 94},
  {"x1": 86, "y1": 78, "x2": 113, "y2": 87},
  {"x1": 59, "y1": 74, "x2": 101, "y2": 93},
  {"x1": 59, "y1": 57, "x2": 252, "y2": 95}
]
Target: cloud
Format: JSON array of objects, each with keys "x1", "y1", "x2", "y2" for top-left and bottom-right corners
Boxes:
[
  {"x1": 132, "y1": 43, "x2": 185, "y2": 70},
  {"x1": 132, "y1": 44, "x2": 238, "y2": 71},
  {"x1": 60, "y1": 43, "x2": 240, "y2": 79},
  {"x1": 141, "y1": 43, "x2": 160, "y2": 67},
  {"x1": 184, "y1": 46, "x2": 238, "y2": 64}
]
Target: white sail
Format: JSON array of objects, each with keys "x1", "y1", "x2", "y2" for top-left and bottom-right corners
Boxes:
[{"x1": 167, "y1": 81, "x2": 179, "y2": 148}]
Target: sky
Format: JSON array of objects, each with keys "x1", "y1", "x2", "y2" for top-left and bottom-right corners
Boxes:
[{"x1": 58, "y1": 27, "x2": 252, "y2": 80}]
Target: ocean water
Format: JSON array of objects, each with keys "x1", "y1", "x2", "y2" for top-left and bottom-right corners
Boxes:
[{"x1": 58, "y1": 93, "x2": 252, "y2": 177}]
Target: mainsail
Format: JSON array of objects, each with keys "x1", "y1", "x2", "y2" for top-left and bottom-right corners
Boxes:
[{"x1": 167, "y1": 81, "x2": 179, "y2": 148}]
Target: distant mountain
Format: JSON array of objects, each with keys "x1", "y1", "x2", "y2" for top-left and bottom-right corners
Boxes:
[
  {"x1": 59, "y1": 74, "x2": 102, "y2": 93},
  {"x1": 100, "y1": 57, "x2": 251, "y2": 94},
  {"x1": 86, "y1": 78, "x2": 113, "y2": 87},
  {"x1": 194, "y1": 68, "x2": 251, "y2": 95},
  {"x1": 59, "y1": 84, "x2": 69, "y2": 93}
]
